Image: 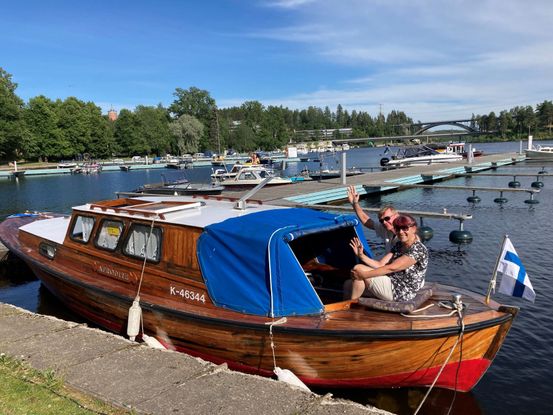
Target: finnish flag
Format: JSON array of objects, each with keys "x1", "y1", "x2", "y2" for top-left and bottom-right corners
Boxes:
[{"x1": 497, "y1": 237, "x2": 536, "y2": 302}]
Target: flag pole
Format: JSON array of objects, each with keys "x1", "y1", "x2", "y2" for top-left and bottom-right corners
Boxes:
[{"x1": 486, "y1": 234, "x2": 508, "y2": 304}]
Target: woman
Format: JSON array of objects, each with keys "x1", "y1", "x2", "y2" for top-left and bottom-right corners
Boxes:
[{"x1": 349, "y1": 214, "x2": 428, "y2": 302}]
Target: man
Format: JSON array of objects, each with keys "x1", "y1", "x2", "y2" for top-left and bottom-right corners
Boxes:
[{"x1": 347, "y1": 185, "x2": 399, "y2": 252}]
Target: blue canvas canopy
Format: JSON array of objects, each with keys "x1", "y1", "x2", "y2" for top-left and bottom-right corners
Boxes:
[{"x1": 197, "y1": 208, "x2": 371, "y2": 317}]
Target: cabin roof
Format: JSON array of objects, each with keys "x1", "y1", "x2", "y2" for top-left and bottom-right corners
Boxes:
[{"x1": 73, "y1": 196, "x2": 288, "y2": 228}]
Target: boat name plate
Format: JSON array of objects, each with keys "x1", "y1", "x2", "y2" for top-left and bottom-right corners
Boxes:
[{"x1": 94, "y1": 262, "x2": 136, "y2": 283}]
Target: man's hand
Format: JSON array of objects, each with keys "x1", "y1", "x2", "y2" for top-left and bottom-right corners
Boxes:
[{"x1": 347, "y1": 185, "x2": 359, "y2": 205}]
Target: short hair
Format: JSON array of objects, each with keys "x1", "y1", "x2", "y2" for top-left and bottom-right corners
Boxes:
[
  {"x1": 378, "y1": 205, "x2": 398, "y2": 217},
  {"x1": 393, "y1": 214, "x2": 417, "y2": 228}
]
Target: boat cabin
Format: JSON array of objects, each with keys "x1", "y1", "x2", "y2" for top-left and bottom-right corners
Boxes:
[{"x1": 30, "y1": 197, "x2": 367, "y2": 317}]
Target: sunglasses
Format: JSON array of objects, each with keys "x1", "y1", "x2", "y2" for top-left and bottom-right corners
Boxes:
[
  {"x1": 394, "y1": 224, "x2": 416, "y2": 232},
  {"x1": 379, "y1": 216, "x2": 392, "y2": 224}
]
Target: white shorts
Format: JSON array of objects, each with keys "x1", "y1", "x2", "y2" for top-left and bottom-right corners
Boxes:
[{"x1": 365, "y1": 275, "x2": 394, "y2": 301}]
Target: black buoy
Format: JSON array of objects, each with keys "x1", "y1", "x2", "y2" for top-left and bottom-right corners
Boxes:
[
  {"x1": 380, "y1": 157, "x2": 390, "y2": 167},
  {"x1": 531, "y1": 177, "x2": 544, "y2": 188},
  {"x1": 494, "y1": 191, "x2": 508, "y2": 204},
  {"x1": 417, "y1": 218, "x2": 433, "y2": 242},
  {"x1": 449, "y1": 220, "x2": 472, "y2": 244},
  {"x1": 508, "y1": 175, "x2": 520, "y2": 188},
  {"x1": 467, "y1": 189, "x2": 481, "y2": 203},
  {"x1": 524, "y1": 193, "x2": 540, "y2": 204}
]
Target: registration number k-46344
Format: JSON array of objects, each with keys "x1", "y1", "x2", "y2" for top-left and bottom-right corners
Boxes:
[{"x1": 169, "y1": 286, "x2": 206, "y2": 304}]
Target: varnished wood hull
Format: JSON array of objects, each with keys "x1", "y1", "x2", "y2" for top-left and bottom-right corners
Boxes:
[
  {"x1": 22, "y1": 259, "x2": 514, "y2": 392},
  {"x1": 0, "y1": 215, "x2": 517, "y2": 392}
]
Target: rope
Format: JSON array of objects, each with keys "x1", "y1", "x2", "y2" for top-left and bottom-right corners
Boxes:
[
  {"x1": 413, "y1": 300, "x2": 465, "y2": 415},
  {"x1": 133, "y1": 216, "x2": 158, "y2": 337},
  {"x1": 265, "y1": 317, "x2": 287, "y2": 370}
]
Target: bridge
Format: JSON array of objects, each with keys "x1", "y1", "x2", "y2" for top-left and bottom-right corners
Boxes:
[
  {"x1": 330, "y1": 118, "x2": 480, "y2": 145},
  {"x1": 411, "y1": 119, "x2": 477, "y2": 135}
]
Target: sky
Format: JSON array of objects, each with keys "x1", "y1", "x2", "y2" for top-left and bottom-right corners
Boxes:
[{"x1": 2, "y1": 0, "x2": 553, "y2": 121}]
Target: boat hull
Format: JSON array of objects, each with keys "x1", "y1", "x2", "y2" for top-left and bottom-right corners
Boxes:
[
  {"x1": 525, "y1": 148, "x2": 553, "y2": 160},
  {"x1": 21, "y1": 257, "x2": 513, "y2": 392}
]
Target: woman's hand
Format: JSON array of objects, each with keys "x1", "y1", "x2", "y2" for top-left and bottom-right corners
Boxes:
[{"x1": 349, "y1": 237, "x2": 364, "y2": 258}]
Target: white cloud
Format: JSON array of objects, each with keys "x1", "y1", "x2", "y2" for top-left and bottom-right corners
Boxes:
[{"x1": 241, "y1": 0, "x2": 553, "y2": 119}]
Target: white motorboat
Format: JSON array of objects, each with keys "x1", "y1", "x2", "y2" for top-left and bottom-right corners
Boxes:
[
  {"x1": 525, "y1": 145, "x2": 553, "y2": 160},
  {"x1": 380, "y1": 145, "x2": 463, "y2": 167},
  {"x1": 212, "y1": 165, "x2": 293, "y2": 187}
]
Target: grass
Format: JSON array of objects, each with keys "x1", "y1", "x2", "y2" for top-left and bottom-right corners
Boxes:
[{"x1": 0, "y1": 353, "x2": 133, "y2": 415}]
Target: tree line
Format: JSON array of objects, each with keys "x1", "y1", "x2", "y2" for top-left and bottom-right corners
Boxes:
[{"x1": 1, "y1": 66, "x2": 552, "y2": 162}]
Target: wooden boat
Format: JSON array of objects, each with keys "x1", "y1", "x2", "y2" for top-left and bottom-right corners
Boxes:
[{"x1": 0, "y1": 197, "x2": 518, "y2": 392}]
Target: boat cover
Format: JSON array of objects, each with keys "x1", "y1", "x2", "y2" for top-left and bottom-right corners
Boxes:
[{"x1": 197, "y1": 208, "x2": 370, "y2": 317}]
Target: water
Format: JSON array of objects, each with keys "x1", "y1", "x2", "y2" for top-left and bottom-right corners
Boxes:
[{"x1": 1, "y1": 141, "x2": 553, "y2": 415}]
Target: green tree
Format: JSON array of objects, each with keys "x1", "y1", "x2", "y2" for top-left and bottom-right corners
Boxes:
[
  {"x1": 134, "y1": 105, "x2": 172, "y2": 156},
  {"x1": 169, "y1": 114, "x2": 204, "y2": 155},
  {"x1": 169, "y1": 87, "x2": 216, "y2": 123},
  {"x1": 24, "y1": 96, "x2": 67, "y2": 160},
  {"x1": 0, "y1": 67, "x2": 27, "y2": 159},
  {"x1": 536, "y1": 100, "x2": 553, "y2": 135},
  {"x1": 85, "y1": 102, "x2": 115, "y2": 158},
  {"x1": 114, "y1": 109, "x2": 140, "y2": 156}
]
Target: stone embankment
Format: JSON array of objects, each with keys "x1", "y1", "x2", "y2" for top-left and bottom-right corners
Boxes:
[{"x1": 0, "y1": 302, "x2": 390, "y2": 415}]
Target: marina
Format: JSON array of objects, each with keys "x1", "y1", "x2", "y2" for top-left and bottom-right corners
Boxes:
[{"x1": 1, "y1": 141, "x2": 553, "y2": 414}]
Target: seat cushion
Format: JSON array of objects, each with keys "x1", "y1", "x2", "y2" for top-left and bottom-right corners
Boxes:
[{"x1": 358, "y1": 284, "x2": 434, "y2": 313}]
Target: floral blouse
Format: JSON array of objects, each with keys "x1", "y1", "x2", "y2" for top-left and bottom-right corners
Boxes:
[{"x1": 388, "y1": 241, "x2": 428, "y2": 301}]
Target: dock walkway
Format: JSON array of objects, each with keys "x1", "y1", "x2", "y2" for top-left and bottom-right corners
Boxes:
[{"x1": 215, "y1": 152, "x2": 525, "y2": 206}]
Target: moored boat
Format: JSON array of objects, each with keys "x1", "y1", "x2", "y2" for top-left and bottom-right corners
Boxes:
[
  {"x1": 380, "y1": 145, "x2": 463, "y2": 167},
  {"x1": 525, "y1": 145, "x2": 553, "y2": 160},
  {"x1": 212, "y1": 165, "x2": 293, "y2": 187},
  {"x1": 0, "y1": 196, "x2": 518, "y2": 392}
]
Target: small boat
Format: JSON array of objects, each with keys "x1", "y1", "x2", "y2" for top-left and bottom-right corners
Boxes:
[
  {"x1": 308, "y1": 168, "x2": 363, "y2": 180},
  {"x1": 119, "y1": 165, "x2": 132, "y2": 172},
  {"x1": 57, "y1": 161, "x2": 78, "y2": 169},
  {"x1": 212, "y1": 165, "x2": 293, "y2": 187},
  {"x1": 380, "y1": 145, "x2": 463, "y2": 167},
  {"x1": 135, "y1": 182, "x2": 224, "y2": 196},
  {"x1": 0, "y1": 196, "x2": 518, "y2": 392},
  {"x1": 525, "y1": 145, "x2": 553, "y2": 160},
  {"x1": 166, "y1": 160, "x2": 191, "y2": 169},
  {"x1": 82, "y1": 163, "x2": 102, "y2": 174}
]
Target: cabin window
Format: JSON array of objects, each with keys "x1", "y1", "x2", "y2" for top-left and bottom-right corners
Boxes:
[
  {"x1": 70, "y1": 215, "x2": 95, "y2": 243},
  {"x1": 123, "y1": 224, "x2": 162, "y2": 263},
  {"x1": 95, "y1": 219, "x2": 124, "y2": 251}
]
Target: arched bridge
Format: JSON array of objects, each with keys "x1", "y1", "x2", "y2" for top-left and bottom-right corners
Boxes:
[{"x1": 413, "y1": 119, "x2": 477, "y2": 135}]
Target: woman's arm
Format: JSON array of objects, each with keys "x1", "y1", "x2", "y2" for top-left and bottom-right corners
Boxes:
[{"x1": 351, "y1": 254, "x2": 416, "y2": 280}]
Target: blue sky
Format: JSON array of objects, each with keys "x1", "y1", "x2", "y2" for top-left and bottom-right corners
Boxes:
[{"x1": 3, "y1": 0, "x2": 552, "y2": 121}]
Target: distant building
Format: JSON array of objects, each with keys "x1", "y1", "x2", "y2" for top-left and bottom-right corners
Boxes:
[{"x1": 108, "y1": 109, "x2": 118, "y2": 121}]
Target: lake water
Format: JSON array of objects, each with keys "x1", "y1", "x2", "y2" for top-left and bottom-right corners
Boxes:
[{"x1": 1, "y1": 140, "x2": 552, "y2": 415}]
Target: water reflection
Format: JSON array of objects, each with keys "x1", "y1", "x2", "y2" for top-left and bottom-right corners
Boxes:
[{"x1": 315, "y1": 387, "x2": 482, "y2": 415}]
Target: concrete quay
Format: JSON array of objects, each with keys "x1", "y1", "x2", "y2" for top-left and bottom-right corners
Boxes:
[{"x1": 0, "y1": 303, "x2": 389, "y2": 415}]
